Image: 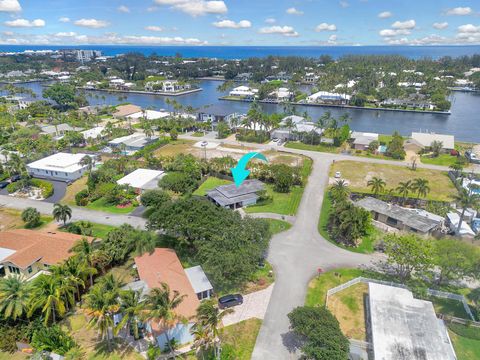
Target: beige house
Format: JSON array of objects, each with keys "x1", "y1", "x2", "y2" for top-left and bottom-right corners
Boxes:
[
  {"x1": 113, "y1": 104, "x2": 142, "y2": 119},
  {"x1": 0, "y1": 230, "x2": 90, "y2": 280}
]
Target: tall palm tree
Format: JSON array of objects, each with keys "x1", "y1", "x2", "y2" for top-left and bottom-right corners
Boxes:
[
  {"x1": 115, "y1": 290, "x2": 144, "y2": 339},
  {"x1": 53, "y1": 203, "x2": 72, "y2": 225},
  {"x1": 194, "y1": 299, "x2": 233, "y2": 359},
  {"x1": 367, "y1": 177, "x2": 386, "y2": 196},
  {"x1": 49, "y1": 265, "x2": 78, "y2": 312},
  {"x1": 28, "y1": 274, "x2": 67, "y2": 324},
  {"x1": 62, "y1": 256, "x2": 94, "y2": 299},
  {"x1": 330, "y1": 179, "x2": 350, "y2": 202},
  {"x1": 396, "y1": 180, "x2": 412, "y2": 205},
  {"x1": 83, "y1": 285, "x2": 119, "y2": 351},
  {"x1": 284, "y1": 116, "x2": 297, "y2": 141},
  {"x1": 142, "y1": 283, "x2": 186, "y2": 357},
  {"x1": 79, "y1": 155, "x2": 94, "y2": 176},
  {"x1": 411, "y1": 178, "x2": 430, "y2": 200},
  {"x1": 71, "y1": 238, "x2": 98, "y2": 286},
  {"x1": 191, "y1": 324, "x2": 214, "y2": 360},
  {"x1": 454, "y1": 188, "x2": 480, "y2": 234},
  {"x1": 0, "y1": 276, "x2": 30, "y2": 320}
]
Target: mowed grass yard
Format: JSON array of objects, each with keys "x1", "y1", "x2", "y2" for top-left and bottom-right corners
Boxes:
[
  {"x1": 86, "y1": 198, "x2": 135, "y2": 214},
  {"x1": 327, "y1": 283, "x2": 368, "y2": 340},
  {"x1": 330, "y1": 160, "x2": 457, "y2": 201},
  {"x1": 193, "y1": 176, "x2": 232, "y2": 196},
  {"x1": 153, "y1": 139, "x2": 197, "y2": 157},
  {"x1": 0, "y1": 208, "x2": 53, "y2": 231},
  {"x1": 219, "y1": 319, "x2": 262, "y2": 360},
  {"x1": 244, "y1": 184, "x2": 303, "y2": 216},
  {"x1": 448, "y1": 324, "x2": 480, "y2": 360},
  {"x1": 265, "y1": 219, "x2": 292, "y2": 234},
  {"x1": 62, "y1": 176, "x2": 88, "y2": 205}
]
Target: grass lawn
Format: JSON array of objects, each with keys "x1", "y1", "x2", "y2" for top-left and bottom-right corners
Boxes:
[
  {"x1": 420, "y1": 154, "x2": 460, "y2": 167},
  {"x1": 430, "y1": 297, "x2": 470, "y2": 319},
  {"x1": 448, "y1": 327, "x2": 480, "y2": 360},
  {"x1": 61, "y1": 221, "x2": 117, "y2": 239},
  {"x1": 318, "y1": 193, "x2": 377, "y2": 254},
  {"x1": 378, "y1": 133, "x2": 406, "y2": 144},
  {"x1": 62, "y1": 176, "x2": 88, "y2": 205},
  {"x1": 285, "y1": 141, "x2": 341, "y2": 153},
  {"x1": 153, "y1": 139, "x2": 196, "y2": 157},
  {"x1": 0, "y1": 352, "x2": 28, "y2": 360},
  {"x1": 244, "y1": 184, "x2": 303, "y2": 216},
  {"x1": 193, "y1": 176, "x2": 232, "y2": 196},
  {"x1": 0, "y1": 208, "x2": 53, "y2": 231},
  {"x1": 354, "y1": 151, "x2": 402, "y2": 162},
  {"x1": 327, "y1": 282, "x2": 368, "y2": 340},
  {"x1": 86, "y1": 198, "x2": 135, "y2": 214},
  {"x1": 330, "y1": 160, "x2": 457, "y2": 202},
  {"x1": 192, "y1": 131, "x2": 205, "y2": 137},
  {"x1": 306, "y1": 268, "x2": 367, "y2": 307},
  {"x1": 61, "y1": 313, "x2": 143, "y2": 360},
  {"x1": 265, "y1": 219, "x2": 292, "y2": 234},
  {"x1": 219, "y1": 319, "x2": 262, "y2": 360}
]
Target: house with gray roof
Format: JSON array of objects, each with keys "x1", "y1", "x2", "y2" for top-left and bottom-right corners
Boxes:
[
  {"x1": 206, "y1": 179, "x2": 265, "y2": 209},
  {"x1": 184, "y1": 265, "x2": 213, "y2": 300},
  {"x1": 356, "y1": 197, "x2": 442, "y2": 235},
  {"x1": 350, "y1": 131, "x2": 379, "y2": 150}
]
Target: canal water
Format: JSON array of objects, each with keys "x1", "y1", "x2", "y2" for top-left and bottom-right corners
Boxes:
[{"x1": 6, "y1": 80, "x2": 480, "y2": 143}]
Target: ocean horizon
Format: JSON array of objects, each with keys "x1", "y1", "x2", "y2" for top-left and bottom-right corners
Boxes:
[{"x1": 1, "y1": 45, "x2": 480, "y2": 60}]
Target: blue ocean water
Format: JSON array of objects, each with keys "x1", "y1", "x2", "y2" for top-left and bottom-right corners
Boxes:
[{"x1": 0, "y1": 45, "x2": 479, "y2": 59}]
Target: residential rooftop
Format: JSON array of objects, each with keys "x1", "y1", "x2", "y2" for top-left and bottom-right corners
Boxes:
[
  {"x1": 27, "y1": 152, "x2": 89, "y2": 173},
  {"x1": 116, "y1": 168, "x2": 164, "y2": 190},
  {"x1": 184, "y1": 265, "x2": 213, "y2": 296},
  {"x1": 207, "y1": 179, "x2": 264, "y2": 207},
  {"x1": 411, "y1": 132, "x2": 455, "y2": 150}
]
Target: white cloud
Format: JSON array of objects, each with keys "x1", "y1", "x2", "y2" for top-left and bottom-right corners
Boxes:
[
  {"x1": 458, "y1": 24, "x2": 480, "y2": 33},
  {"x1": 328, "y1": 34, "x2": 337, "y2": 44},
  {"x1": 154, "y1": 0, "x2": 227, "y2": 16},
  {"x1": 378, "y1": 11, "x2": 392, "y2": 19},
  {"x1": 118, "y1": 5, "x2": 130, "y2": 13},
  {"x1": 433, "y1": 22, "x2": 448, "y2": 30},
  {"x1": 286, "y1": 7, "x2": 303, "y2": 15},
  {"x1": 265, "y1": 18, "x2": 276, "y2": 24},
  {"x1": 55, "y1": 32, "x2": 77, "y2": 37},
  {"x1": 446, "y1": 7, "x2": 472, "y2": 16},
  {"x1": 59, "y1": 17, "x2": 70, "y2": 23},
  {"x1": 212, "y1": 19, "x2": 251, "y2": 29},
  {"x1": 5, "y1": 19, "x2": 45, "y2": 28},
  {"x1": 258, "y1": 25, "x2": 299, "y2": 37},
  {"x1": 339, "y1": 1, "x2": 349, "y2": 8},
  {"x1": 74, "y1": 19, "x2": 109, "y2": 28},
  {"x1": 145, "y1": 25, "x2": 163, "y2": 32},
  {"x1": 315, "y1": 23, "x2": 337, "y2": 32},
  {"x1": 379, "y1": 28, "x2": 410, "y2": 37},
  {"x1": 0, "y1": 0, "x2": 21, "y2": 12},
  {"x1": 391, "y1": 19, "x2": 416, "y2": 30}
]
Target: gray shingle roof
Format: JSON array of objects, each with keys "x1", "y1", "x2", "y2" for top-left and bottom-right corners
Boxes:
[{"x1": 207, "y1": 179, "x2": 264, "y2": 207}]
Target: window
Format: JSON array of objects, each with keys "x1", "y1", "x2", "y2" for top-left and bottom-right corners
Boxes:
[
  {"x1": 8, "y1": 266, "x2": 20, "y2": 274},
  {"x1": 27, "y1": 266, "x2": 32, "y2": 273}
]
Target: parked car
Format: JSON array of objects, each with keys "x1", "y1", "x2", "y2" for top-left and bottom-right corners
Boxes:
[
  {"x1": 272, "y1": 138, "x2": 279, "y2": 142},
  {"x1": 218, "y1": 294, "x2": 243, "y2": 309},
  {"x1": 200, "y1": 141, "x2": 208, "y2": 147},
  {"x1": 0, "y1": 181, "x2": 8, "y2": 189},
  {"x1": 10, "y1": 175, "x2": 21, "y2": 182}
]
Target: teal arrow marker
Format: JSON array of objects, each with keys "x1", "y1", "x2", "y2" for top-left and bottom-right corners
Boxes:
[{"x1": 231, "y1": 152, "x2": 268, "y2": 187}]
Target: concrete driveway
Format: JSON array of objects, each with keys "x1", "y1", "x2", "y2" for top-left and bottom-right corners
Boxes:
[
  {"x1": 0, "y1": 179, "x2": 67, "y2": 203},
  {"x1": 222, "y1": 284, "x2": 274, "y2": 327}
]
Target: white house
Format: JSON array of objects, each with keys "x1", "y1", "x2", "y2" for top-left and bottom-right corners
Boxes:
[
  {"x1": 145, "y1": 80, "x2": 191, "y2": 93},
  {"x1": 306, "y1": 91, "x2": 351, "y2": 105},
  {"x1": 229, "y1": 86, "x2": 258, "y2": 98},
  {"x1": 81, "y1": 127, "x2": 105, "y2": 141},
  {"x1": 126, "y1": 110, "x2": 170, "y2": 122},
  {"x1": 116, "y1": 169, "x2": 165, "y2": 193},
  {"x1": 27, "y1": 153, "x2": 92, "y2": 182},
  {"x1": 411, "y1": 132, "x2": 455, "y2": 151}
]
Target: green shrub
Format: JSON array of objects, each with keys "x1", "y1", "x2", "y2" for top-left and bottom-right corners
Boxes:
[
  {"x1": 21, "y1": 207, "x2": 41, "y2": 228},
  {"x1": 6, "y1": 181, "x2": 20, "y2": 193},
  {"x1": 448, "y1": 323, "x2": 480, "y2": 340},
  {"x1": 31, "y1": 325, "x2": 77, "y2": 355},
  {"x1": 159, "y1": 172, "x2": 199, "y2": 194},
  {"x1": 75, "y1": 189, "x2": 90, "y2": 206},
  {"x1": 31, "y1": 179, "x2": 54, "y2": 198}
]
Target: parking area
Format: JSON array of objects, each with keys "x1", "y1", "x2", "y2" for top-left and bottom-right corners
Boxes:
[
  {"x1": 222, "y1": 284, "x2": 274, "y2": 327},
  {"x1": 0, "y1": 178, "x2": 67, "y2": 203}
]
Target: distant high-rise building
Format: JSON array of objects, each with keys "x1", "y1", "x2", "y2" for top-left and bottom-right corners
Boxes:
[{"x1": 75, "y1": 49, "x2": 102, "y2": 62}]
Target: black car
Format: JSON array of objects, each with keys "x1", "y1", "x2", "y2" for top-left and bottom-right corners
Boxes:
[
  {"x1": 218, "y1": 294, "x2": 243, "y2": 309},
  {"x1": 10, "y1": 175, "x2": 21, "y2": 182},
  {"x1": 0, "y1": 181, "x2": 8, "y2": 189}
]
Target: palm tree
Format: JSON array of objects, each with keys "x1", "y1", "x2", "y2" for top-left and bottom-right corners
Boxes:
[
  {"x1": 29, "y1": 274, "x2": 67, "y2": 324},
  {"x1": 396, "y1": 180, "x2": 412, "y2": 205},
  {"x1": 454, "y1": 188, "x2": 480, "y2": 234},
  {"x1": 71, "y1": 238, "x2": 98, "y2": 286},
  {"x1": 79, "y1": 155, "x2": 94, "y2": 176},
  {"x1": 0, "y1": 276, "x2": 30, "y2": 320},
  {"x1": 49, "y1": 266, "x2": 77, "y2": 312},
  {"x1": 142, "y1": 283, "x2": 187, "y2": 357},
  {"x1": 83, "y1": 285, "x2": 119, "y2": 351},
  {"x1": 411, "y1": 178, "x2": 430, "y2": 200},
  {"x1": 96, "y1": 274, "x2": 124, "y2": 297},
  {"x1": 367, "y1": 177, "x2": 386, "y2": 196},
  {"x1": 191, "y1": 324, "x2": 214, "y2": 360},
  {"x1": 330, "y1": 179, "x2": 350, "y2": 202},
  {"x1": 53, "y1": 203, "x2": 72, "y2": 225},
  {"x1": 449, "y1": 163, "x2": 464, "y2": 178},
  {"x1": 194, "y1": 299, "x2": 233, "y2": 359},
  {"x1": 284, "y1": 116, "x2": 297, "y2": 141},
  {"x1": 115, "y1": 290, "x2": 144, "y2": 339}
]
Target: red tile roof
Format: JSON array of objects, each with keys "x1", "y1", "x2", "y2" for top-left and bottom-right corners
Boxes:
[
  {"x1": 0, "y1": 229, "x2": 89, "y2": 269},
  {"x1": 134, "y1": 248, "x2": 200, "y2": 322}
]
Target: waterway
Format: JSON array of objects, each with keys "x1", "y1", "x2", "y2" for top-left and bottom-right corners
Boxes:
[{"x1": 6, "y1": 80, "x2": 480, "y2": 143}]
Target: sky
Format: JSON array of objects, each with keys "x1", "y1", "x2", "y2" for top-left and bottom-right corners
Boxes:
[{"x1": 0, "y1": 0, "x2": 478, "y2": 46}]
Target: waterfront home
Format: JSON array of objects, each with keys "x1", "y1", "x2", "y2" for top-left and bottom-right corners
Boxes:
[
  {"x1": 145, "y1": 80, "x2": 191, "y2": 93},
  {"x1": 303, "y1": 72, "x2": 319, "y2": 84},
  {"x1": 234, "y1": 72, "x2": 252, "y2": 81},
  {"x1": 266, "y1": 71, "x2": 292, "y2": 82},
  {"x1": 27, "y1": 152, "x2": 92, "y2": 182},
  {"x1": 126, "y1": 110, "x2": 170, "y2": 122},
  {"x1": 113, "y1": 104, "x2": 142, "y2": 119},
  {"x1": 356, "y1": 197, "x2": 442, "y2": 235},
  {"x1": 270, "y1": 115, "x2": 322, "y2": 141},
  {"x1": 265, "y1": 87, "x2": 294, "y2": 103},
  {"x1": 0, "y1": 229, "x2": 91, "y2": 280},
  {"x1": 127, "y1": 248, "x2": 213, "y2": 349},
  {"x1": 108, "y1": 133, "x2": 159, "y2": 154},
  {"x1": 228, "y1": 85, "x2": 258, "y2": 99},
  {"x1": 207, "y1": 179, "x2": 265, "y2": 209},
  {"x1": 350, "y1": 132, "x2": 379, "y2": 150},
  {"x1": 411, "y1": 132, "x2": 455, "y2": 151},
  {"x1": 381, "y1": 97, "x2": 434, "y2": 110},
  {"x1": 116, "y1": 168, "x2": 165, "y2": 193},
  {"x1": 306, "y1": 91, "x2": 351, "y2": 105},
  {"x1": 197, "y1": 106, "x2": 243, "y2": 128}
]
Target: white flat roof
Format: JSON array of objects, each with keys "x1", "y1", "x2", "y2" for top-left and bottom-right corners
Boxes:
[
  {"x1": 369, "y1": 282, "x2": 456, "y2": 360},
  {"x1": 116, "y1": 169, "x2": 164, "y2": 190},
  {"x1": 411, "y1": 132, "x2": 455, "y2": 149},
  {"x1": 185, "y1": 265, "x2": 213, "y2": 294},
  {"x1": 27, "y1": 153, "x2": 89, "y2": 173},
  {"x1": 127, "y1": 110, "x2": 170, "y2": 120},
  {"x1": 81, "y1": 126, "x2": 104, "y2": 139},
  {"x1": 447, "y1": 212, "x2": 476, "y2": 236}
]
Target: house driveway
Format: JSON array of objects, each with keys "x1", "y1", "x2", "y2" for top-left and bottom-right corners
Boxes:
[
  {"x1": 222, "y1": 284, "x2": 274, "y2": 327},
  {"x1": 0, "y1": 179, "x2": 66, "y2": 203}
]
